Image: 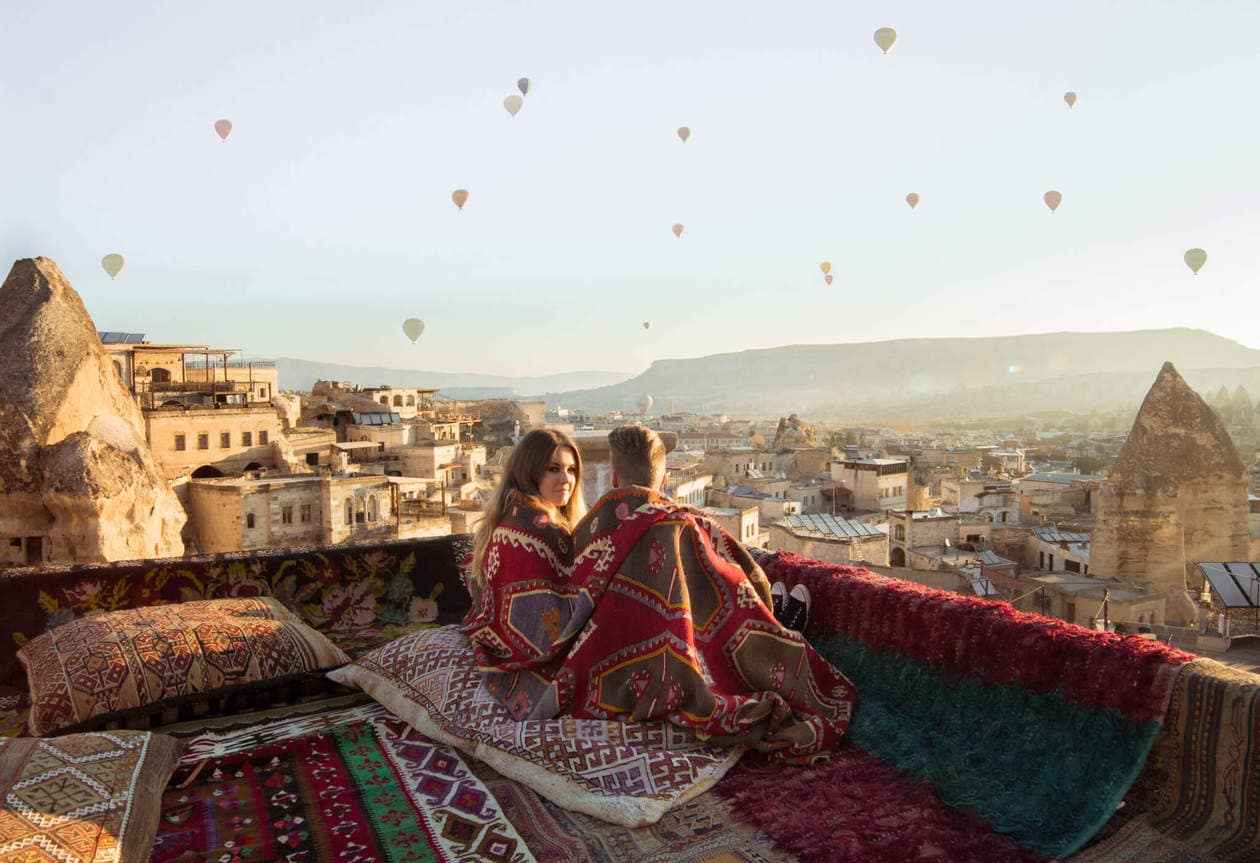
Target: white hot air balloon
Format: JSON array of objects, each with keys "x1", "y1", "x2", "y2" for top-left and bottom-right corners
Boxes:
[
  {"x1": 636, "y1": 393, "x2": 655, "y2": 415},
  {"x1": 504, "y1": 95, "x2": 523, "y2": 117},
  {"x1": 402, "y1": 318, "x2": 425, "y2": 343},
  {"x1": 1184, "y1": 248, "x2": 1207, "y2": 275},
  {"x1": 672, "y1": 223, "x2": 684, "y2": 238}
]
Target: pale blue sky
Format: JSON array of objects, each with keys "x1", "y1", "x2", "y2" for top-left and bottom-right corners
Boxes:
[{"x1": 5, "y1": 1, "x2": 1259, "y2": 377}]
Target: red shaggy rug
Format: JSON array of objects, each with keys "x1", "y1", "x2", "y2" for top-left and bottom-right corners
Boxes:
[{"x1": 715, "y1": 748, "x2": 1043, "y2": 863}]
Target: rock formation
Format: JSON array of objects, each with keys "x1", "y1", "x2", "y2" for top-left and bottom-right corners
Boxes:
[
  {"x1": 1092, "y1": 362, "x2": 1250, "y2": 625},
  {"x1": 0, "y1": 257, "x2": 185, "y2": 565},
  {"x1": 772, "y1": 414, "x2": 817, "y2": 451}
]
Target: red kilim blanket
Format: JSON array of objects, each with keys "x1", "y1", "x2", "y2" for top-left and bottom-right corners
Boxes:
[
  {"x1": 463, "y1": 488, "x2": 855, "y2": 760},
  {"x1": 154, "y1": 707, "x2": 535, "y2": 863}
]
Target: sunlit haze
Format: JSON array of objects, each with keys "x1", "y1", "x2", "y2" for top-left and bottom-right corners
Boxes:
[{"x1": 6, "y1": 0, "x2": 1260, "y2": 378}]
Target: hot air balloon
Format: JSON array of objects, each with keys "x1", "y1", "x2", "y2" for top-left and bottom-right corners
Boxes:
[
  {"x1": 824, "y1": 274, "x2": 834, "y2": 286},
  {"x1": 1184, "y1": 248, "x2": 1207, "y2": 275},
  {"x1": 101, "y1": 253, "x2": 125, "y2": 279},
  {"x1": 517, "y1": 78, "x2": 530, "y2": 96},
  {"x1": 504, "y1": 95, "x2": 523, "y2": 117},
  {"x1": 820, "y1": 261, "x2": 831, "y2": 275},
  {"x1": 214, "y1": 119, "x2": 232, "y2": 141},
  {"x1": 1043, "y1": 190, "x2": 1062, "y2": 213},
  {"x1": 677, "y1": 126, "x2": 690, "y2": 142},
  {"x1": 452, "y1": 189, "x2": 468, "y2": 210},
  {"x1": 672, "y1": 223, "x2": 684, "y2": 238},
  {"x1": 906, "y1": 192, "x2": 920, "y2": 210},
  {"x1": 643, "y1": 321, "x2": 650, "y2": 330},
  {"x1": 1064, "y1": 91, "x2": 1077, "y2": 107},
  {"x1": 402, "y1": 318, "x2": 425, "y2": 343},
  {"x1": 874, "y1": 27, "x2": 897, "y2": 54},
  {"x1": 636, "y1": 393, "x2": 655, "y2": 415}
]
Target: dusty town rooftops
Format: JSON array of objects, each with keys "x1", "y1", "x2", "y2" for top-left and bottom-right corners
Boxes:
[
  {"x1": 781, "y1": 513, "x2": 884, "y2": 539},
  {"x1": 1033, "y1": 527, "x2": 1092, "y2": 544}
]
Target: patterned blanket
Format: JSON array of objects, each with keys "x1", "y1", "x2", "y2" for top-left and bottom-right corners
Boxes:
[
  {"x1": 463, "y1": 488, "x2": 855, "y2": 760},
  {"x1": 155, "y1": 703, "x2": 535, "y2": 863}
]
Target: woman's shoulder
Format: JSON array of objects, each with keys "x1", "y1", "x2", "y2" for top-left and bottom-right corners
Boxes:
[{"x1": 499, "y1": 489, "x2": 569, "y2": 535}]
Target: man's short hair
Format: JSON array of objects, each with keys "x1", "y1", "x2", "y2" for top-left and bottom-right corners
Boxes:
[{"x1": 608, "y1": 424, "x2": 666, "y2": 488}]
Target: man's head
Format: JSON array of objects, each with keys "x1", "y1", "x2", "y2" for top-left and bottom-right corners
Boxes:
[{"x1": 608, "y1": 424, "x2": 667, "y2": 490}]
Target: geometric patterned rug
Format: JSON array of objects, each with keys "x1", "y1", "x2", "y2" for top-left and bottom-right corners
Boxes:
[
  {"x1": 154, "y1": 704, "x2": 537, "y2": 863},
  {"x1": 467, "y1": 758, "x2": 797, "y2": 863}
]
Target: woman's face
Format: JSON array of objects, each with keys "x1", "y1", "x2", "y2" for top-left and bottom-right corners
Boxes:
[{"x1": 537, "y1": 446, "x2": 578, "y2": 508}]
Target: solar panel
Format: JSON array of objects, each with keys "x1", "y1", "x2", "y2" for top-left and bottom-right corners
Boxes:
[
  {"x1": 1199, "y1": 562, "x2": 1259, "y2": 608},
  {"x1": 968, "y1": 574, "x2": 998, "y2": 597}
]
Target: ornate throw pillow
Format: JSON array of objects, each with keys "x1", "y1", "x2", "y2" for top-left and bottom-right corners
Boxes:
[
  {"x1": 0, "y1": 730, "x2": 180, "y2": 863},
  {"x1": 18, "y1": 597, "x2": 350, "y2": 736},
  {"x1": 329, "y1": 625, "x2": 746, "y2": 827}
]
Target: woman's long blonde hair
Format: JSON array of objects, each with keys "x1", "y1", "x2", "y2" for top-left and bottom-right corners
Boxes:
[{"x1": 470, "y1": 428, "x2": 587, "y2": 593}]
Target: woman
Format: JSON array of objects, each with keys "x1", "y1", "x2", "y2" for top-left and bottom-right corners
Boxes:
[{"x1": 462, "y1": 429, "x2": 588, "y2": 715}]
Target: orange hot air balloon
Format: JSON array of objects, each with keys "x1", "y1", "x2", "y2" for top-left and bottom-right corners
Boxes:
[
  {"x1": 214, "y1": 119, "x2": 232, "y2": 141},
  {"x1": 451, "y1": 189, "x2": 469, "y2": 210},
  {"x1": 672, "y1": 223, "x2": 684, "y2": 238},
  {"x1": 1043, "y1": 190, "x2": 1062, "y2": 213},
  {"x1": 1064, "y1": 91, "x2": 1077, "y2": 107},
  {"x1": 906, "y1": 192, "x2": 920, "y2": 210},
  {"x1": 677, "y1": 126, "x2": 690, "y2": 142},
  {"x1": 824, "y1": 274, "x2": 834, "y2": 286},
  {"x1": 820, "y1": 261, "x2": 831, "y2": 275}
]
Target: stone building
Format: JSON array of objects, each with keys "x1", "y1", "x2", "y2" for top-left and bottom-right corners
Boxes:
[
  {"x1": 1091, "y1": 363, "x2": 1251, "y2": 625},
  {"x1": 145, "y1": 406, "x2": 282, "y2": 479},
  {"x1": 830, "y1": 458, "x2": 910, "y2": 511},
  {"x1": 187, "y1": 474, "x2": 447, "y2": 552},
  {"x1": 0, "y1": 258, "x2": 185, "y2": 566},
  {"x1": 701, "y1": 506, "x2": 762, "y2": 548},
  {"x1": 360, "y1": 386, "x2": 438, "y2": 420},
  {"x1": 767, "y1": 513, "x2": 889, "y2": 567}
]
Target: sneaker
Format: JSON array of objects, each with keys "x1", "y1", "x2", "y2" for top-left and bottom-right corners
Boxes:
[
  {"x1": 770, "y1": 581, "x2": 788, "y2": 620},
  {"x1": 781, "y1": 584, "x2": 811, "y2": 633}
]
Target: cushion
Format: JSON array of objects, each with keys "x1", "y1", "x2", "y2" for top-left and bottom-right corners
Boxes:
[
  {"x1": 18, "y1": 597, "x2": 350, "y2": 736},
  {"x1": 328, "y1": 625, "x2": 746, "y2": 827},
  {"x1": 0, "y1": 730, "x2": 180, "y2": 863}
]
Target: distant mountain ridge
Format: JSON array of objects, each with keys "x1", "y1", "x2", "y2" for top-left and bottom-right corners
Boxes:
[
  {"x1": 271, "y1": 358, "x2": 632, "y2": 397},
  {"x1": 541, "y1": 328, "x2": 1260, "y2": 419}
]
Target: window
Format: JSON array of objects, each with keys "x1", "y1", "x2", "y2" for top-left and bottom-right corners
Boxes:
[
  {"x1": 406, "y1": 395, "x2": 415, "y2": 406},
  {"x1": 259, "y1": 430, "x2": 269, "y2": 445},
  {"x1": 174, "y1": 434, "x2": 186, "y2": 451},
  {"x1": 368, "y1": 496, "x2": 378, "y2": 522},
  {"x1": 281, "y1": 505, "x2": 293, "y2": 524},
  {"x1": 300, "y1": 504, "x2": 312, "y2": 523},
  {"x1": 242, "y1": 431, "x2": 253, "y2": 446},
  {"x1": 1065, "y1": 559, "x2": 1081, "y2": 573},
  {"x1": 344, "y1": 498, "x2": 353, "y2": 525},
  {"x1": 197, "y1": 433, "x2": 209, "y2": 450},
  {"x1": 258, "y1": 386, "x2": 269, "y2": 399},
  {"x1": 220, "y1": 432, "x2": 231, "y2": 448},
  {"x1": 246, "y1": 513, "x2": 255, "y2": 529},
  {"x1": 356, "y1": 499, "x2": 366, "y2": 524},
  {"x1": 379, "y1": 397, "x2": 389, "y2": 405},
  {"x1": 894, "y1": 524, "x2": 905, "y2": 541},
  {"x1": 393, "y1": 395, "x2": 403, "y2": 406},
  {"x1": 1039, "y1": 550, "x2": 1045, "y2": 569}
]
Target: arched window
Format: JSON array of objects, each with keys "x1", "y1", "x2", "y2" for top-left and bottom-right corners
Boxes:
[
  {"x1": 151, "y1": 368, "x2": 171, "y2": 383},
  {"x1": 379, "y1": 397, "x2": 389, "y2": 405},
  {"x1": 405, "y1": 395, "x2": 415, "y2": 406},
  {"x1": 368, "y1": 496, "x2": 378, "y2": 521},
  {"x1": 355, "y1": 498, "x2": 366, "y2": 524},
  {"x1": 344, "y1": 498, "x2": 353, "y2": 525},
  {"x1": 393, "y1": 395, "x2": 403, "y2": 407}
]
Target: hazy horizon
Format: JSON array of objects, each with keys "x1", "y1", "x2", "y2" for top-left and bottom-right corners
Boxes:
[{"x1": 7, "y1": 1, "x2": 1260, "y2": 376}]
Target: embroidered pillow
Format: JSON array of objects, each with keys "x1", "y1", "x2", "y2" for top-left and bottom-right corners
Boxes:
[
  {"x1": 329, "y1": 625, "x2": 746, "y2": 827},
  {"x1": 18, "y1": 597, "x2": 350, "y2": 736},
  {"x1": 0, "y1": 730, "x2": 180, "y2": 863}
]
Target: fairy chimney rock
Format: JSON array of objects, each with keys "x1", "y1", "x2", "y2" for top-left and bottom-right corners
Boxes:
[
  {"x1": 1092, "y1": 362, "x2": 1249, "y2": 624},
  {"x1": 0, "y1": 257, "x2": 185, "y2": 565}
]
